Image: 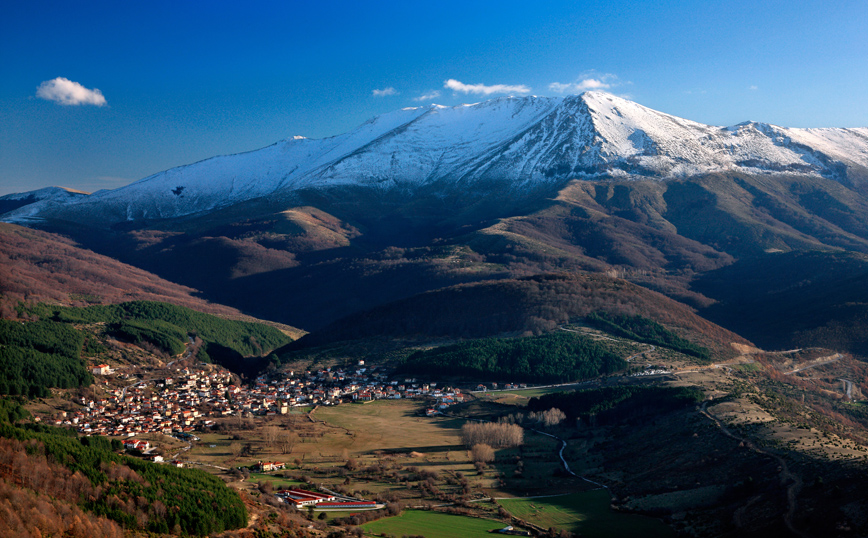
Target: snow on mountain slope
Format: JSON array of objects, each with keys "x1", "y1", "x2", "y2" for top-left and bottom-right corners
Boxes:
[
  {"x1": 0, "y1": 187, "x2": 90, "y2": 224},
  {"x1": 4, "y1": 91, "x2": 868, "y2": 225}
]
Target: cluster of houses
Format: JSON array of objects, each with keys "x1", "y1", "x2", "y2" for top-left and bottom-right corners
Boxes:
[
  {"x1": 67, "y1": 362, "x2": 469, "y2": 438},
  {"x1": 122, "y1": 438, "x2": 150, "y2": 452},
  {"x1": 60, "y1": 369, "x2": 237, "y2": 437},
  {"x1": 631, "y1": 366, "x2": 672, "y2": 376},
  {"x1": 252, "y1": 365, "x2": 467, "y2": 409},
  {"x1": 254, "y1": 461, "x2": 286, "y2": 472}
]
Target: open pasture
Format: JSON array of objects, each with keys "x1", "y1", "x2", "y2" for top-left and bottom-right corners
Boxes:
[
  {"x1": 361, "y1": 510, "x2": 504, "y2": 538},
  {"x1": 314, "y1": 400, "x2": 464, "y2": 456},
  {"x1": 498, "y1": 490, "x2": 673, "y2": 538}
]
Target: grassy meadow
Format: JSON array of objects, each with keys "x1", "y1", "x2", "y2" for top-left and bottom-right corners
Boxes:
[
  {"x1": 362, "y1": 510, "x2": 504, "y2": 538},
  {"x1": 498, "y1": 490, "x2": 673, "y2": 538}
]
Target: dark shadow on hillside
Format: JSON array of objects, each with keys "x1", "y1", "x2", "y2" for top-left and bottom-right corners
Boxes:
[{"x1": 693, "y1": 250, "x2": 868, "y2": 354}]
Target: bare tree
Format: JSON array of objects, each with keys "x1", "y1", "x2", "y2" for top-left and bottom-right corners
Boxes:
[
  {"x1": 263, "y1": 425, "x2": 279, "y2": 448},
  {"x1": 542, "y1": 408, "x2": 566, "y2": 427},
  {"x1": 277, "y1": 431, "x2": 296, "y2": 455},
  {"x1": 470, "y1": 444, "x2": 495, "y2": 464},
  {"x1": 461, "y1": 423, "x2": 523, "y2": 448}
]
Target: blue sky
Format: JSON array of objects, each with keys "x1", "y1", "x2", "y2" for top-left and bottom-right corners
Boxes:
[{"x1": 1, "y1": 0, "x2": 867, "y2": 195}]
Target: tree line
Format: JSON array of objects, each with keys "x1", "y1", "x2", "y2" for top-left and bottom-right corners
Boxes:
[
  {"x1": 460, "y1": 422, "x2": 524, "y2": 448},
  {"x1": 586, "y1": 311, "x2": 712, "y2": 361},
  {"x1": 527, "y1": 385, "x2": 704, "y2": 426}
]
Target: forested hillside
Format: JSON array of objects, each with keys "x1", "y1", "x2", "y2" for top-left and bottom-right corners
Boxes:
[
  {"x1": 0, "y1": 301, "x2": 293, "y2": 397},
  {"x1": 398, "y1": 331, "x2": 627, "y2": 383},
  {"x1": 29, "y1": 301, "x2": 291, "y2": 357},
  {"x1": 0, "y1": 412, "x2": 247, "y2": 535},
  {"x1": 293, "y1": 273, "x2": 745, "y2": 355},
  {"x1": 0, "y1": 319, "x2": 93, "y2": 397}
]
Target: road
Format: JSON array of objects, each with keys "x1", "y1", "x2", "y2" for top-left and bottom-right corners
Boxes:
[
  {"x1": 840, "y1": 379, "x2": 854, "y2": 400},
  {"x1": 121, "y1": 378, "x2": 145, "y2": 400},
  {"x1": 167, "y1": 336, "x2": 196, "y2": 368},
  {"x1": 559, "y1": 326, "x2": 618, "y2": 341},
  {"x1": 785, "y1": 353, "x2": 842, "y2": 375},
  {"x1": 530, "y1": 428, "x2": 607, "y2": 490},
  {"x1": 625, "y1": 345, "x2": 655, "y2": 362}
]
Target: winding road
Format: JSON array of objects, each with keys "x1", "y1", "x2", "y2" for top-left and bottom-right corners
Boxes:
[
  {"x1": 531, "y1": 428, "x2": 608, "y2": 490},
  {"x1": 699, "y1": 401, "x2": 807, "y2": 538}
]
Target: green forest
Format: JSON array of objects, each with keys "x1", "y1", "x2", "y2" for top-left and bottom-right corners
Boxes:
[
  {"x1": 0, "y1": 319, "x2": 93, "y2": 397},
  {"x1": 0, "y1": 301, "x2": 292, "y2": 397},
  {"x1": 586, "y1": 311, "x2": 711, "y2": 361},
  {"x1": 28, "y1": 301, "x2": 291, "y2": 357},
  {"x1": 0, "y1": 419, "x2": 247, "y2": 535},
  {"x1": 527, "y1": 385, "x2": 705, "y2": 425},
  {"x1": 398, "y1": 331, "x2": 627, "y2": 383}
]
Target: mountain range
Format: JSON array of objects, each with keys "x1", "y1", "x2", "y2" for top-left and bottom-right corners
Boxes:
[
  {"x1": 5, "y1": 91, "x2": 868, "y2": 354},
  {"x1": 5, "y1": 91, "x2": 868, "y2": 226},
  {"x1": 7, "y1": 91, "x2": 868, "y2": 538}
]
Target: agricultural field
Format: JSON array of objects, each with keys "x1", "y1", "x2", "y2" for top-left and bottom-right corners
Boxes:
[
  {"x1": 314, "y1": 399, "x2": 464, "y2": 455},
  {"x1": 497, "y1": 491, "x2": 673, "y2": 538},
  {"x1": 361, "y1": 510, "x2": 504, "y2": 538}
]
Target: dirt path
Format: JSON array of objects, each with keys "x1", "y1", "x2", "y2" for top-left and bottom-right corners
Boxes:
[
  {"x1": 840, "y1": 379, "x2": 854, "y2": 400},
  {"x1": 785, "y1": 353, "x2": 842, "y2": 375},
  {"x1": 699, "y1": 401, "x2": 807, "y2": 537},
  {"x1": 558, "y1": 326, "x2": 618, "y2": 341}
]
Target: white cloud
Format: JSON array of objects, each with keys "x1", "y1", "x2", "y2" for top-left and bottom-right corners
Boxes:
[
  {"x1": 444, "y1": 79, "x2": 531, "y2": 96},
  {"x1": 36, "y1": 77, "x2": 107, "y2": 106},
  {"x1": 414, "y1": 90, "x2": 441, "y2": 102},
  {"x1": 548, "y1": 73, "x2": 620, "y2": 94},
  {"x1": 372, "y1": 87, "x2": 398, "y2": 97},
  {"x1": 749, "y1": 85, "x2": 758, "y2": 91}
]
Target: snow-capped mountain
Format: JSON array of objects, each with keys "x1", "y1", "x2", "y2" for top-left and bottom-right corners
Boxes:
[
  {"x1": 0, "y1": 187, "x2": 90, "y2": 217},
  {"x1": 5, "y1": 91, "x2": 868, "y2": 225}
]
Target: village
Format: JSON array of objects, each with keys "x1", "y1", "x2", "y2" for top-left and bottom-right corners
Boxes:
[{"x1": 61, "y1": 360, "x2": 470, "y2": 443}]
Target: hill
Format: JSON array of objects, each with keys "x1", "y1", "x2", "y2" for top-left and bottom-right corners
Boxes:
[
  {"x1": 290, "y1": 273, "x2": 747, "y2": 355},
  {"x1": 0, "y1": 222, "x2": 304, "y2": 337},
  {"x1": 694, "y1": 250, "x2": 868, "y2": 353}
]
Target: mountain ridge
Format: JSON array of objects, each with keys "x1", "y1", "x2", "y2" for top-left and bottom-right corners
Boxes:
[{"x1": 5, "y1": 91, "x2": 868, "y2": 226}]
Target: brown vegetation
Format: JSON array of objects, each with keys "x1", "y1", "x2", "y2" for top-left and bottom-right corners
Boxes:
[
  {"x1": 296, "y1": 273, "x2": 747, "y2": 354},
  {"x1": 460, "y1": 422, "x2": 523, "y2": 448},
  {"x1": 0, "y1": 223, "x2": 238, "y2": 318},
  {"x1": 0, "y1": 437, "x2": 123, "y2": 538},
  {"x1": 529, "y1": 408, "x2": 566, "y2": 427},
  {"x1": 0, "y1": 477, "x2": 123, "y2": 538},
  {"x1": 470, "y1": 443, "x2": 495, "y2": 463}
]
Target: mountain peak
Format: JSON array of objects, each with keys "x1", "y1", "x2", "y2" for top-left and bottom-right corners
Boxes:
[{"x1": 3, "y1": 93, "x2": 868, "y2": 226}]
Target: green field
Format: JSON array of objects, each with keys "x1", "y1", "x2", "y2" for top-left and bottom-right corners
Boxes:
[
  {"x1": 247, "y1": 472, "x2": 303, "y2": 489},
  {"x1": 361, "y1": 510, "x2": 504, "y2": 538},
  {"x1": 477, "y1": 384, "x2": 586, "y2": 406},
  {"x1": 498, "y1": 490, "x2": 673, "y2": 538}
]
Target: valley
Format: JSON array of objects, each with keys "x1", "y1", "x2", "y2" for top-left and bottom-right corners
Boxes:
[
  {"x1": 4, "y1": 91, "x2": 868, "y2": 537},
  {"x1": 6, "y1": 301, "x2": 868, "y2": 537}
]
